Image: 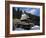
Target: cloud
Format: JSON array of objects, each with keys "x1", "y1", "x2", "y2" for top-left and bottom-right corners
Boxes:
[
  {"x1": 14, "y1": 7, "x2": 40, "y2": 16},
  {"x1": 30, "y1": 9, "x2": 36, "y2": 15},
  {"x1": 25, "y1": 8, "x2": 40, "y2": 16},
  {"x1": 26, "y1": 9, "x2": 36, "y2": 15}
]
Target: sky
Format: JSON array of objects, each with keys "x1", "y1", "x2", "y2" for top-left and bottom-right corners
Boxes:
[{"x1": 14, "y1": 7, "x2": 40, "y2": 16}]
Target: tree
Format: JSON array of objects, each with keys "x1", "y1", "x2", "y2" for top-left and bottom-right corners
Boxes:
[
  {"x1": 16, "y1": 8, "x2": 22, "y2": 19},
  {"x1": 13, "y1": 7, "x2": 17, "y2": 18},
  {"x1": 13, "y1": 8, "x2": 22, "y2": 19}
]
